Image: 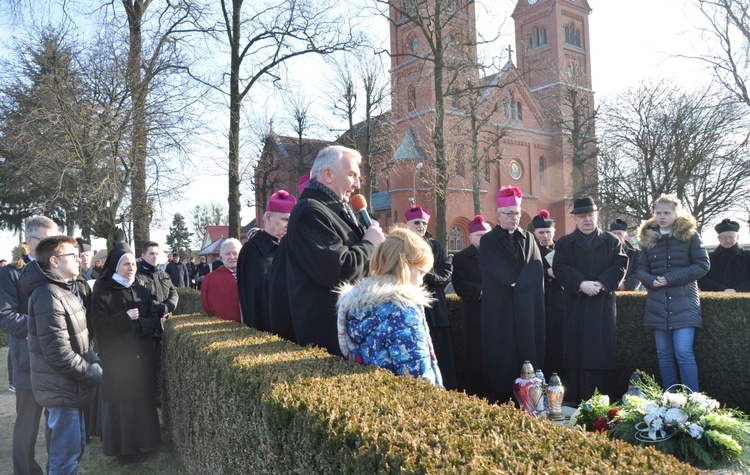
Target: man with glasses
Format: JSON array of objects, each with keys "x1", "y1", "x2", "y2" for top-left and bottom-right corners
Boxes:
[
  {"x1": 405, "y1": 204, "x2": 456, "y2": 389},
  {"x1": 699, "y1": 219, "x2": 750, "y2": 292},
  {"x1": 19, "y1": 236, "x2": 103, "y2": 474},
  {"x1": 552, "y1": 197, "x2": 627, "y2": 404},
  {"x1": 479, "y1": 186, "x2": 545, "y2": 404},
  {"x1": 0, "y1": 216, "x2": 58, "y2": 475}
]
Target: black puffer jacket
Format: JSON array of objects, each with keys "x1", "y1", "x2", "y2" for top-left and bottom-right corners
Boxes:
[
  {"x1": 19, "y1": 261, "x2": 102, "y2": 408},
  {"x1": 637, "y1": 216, "x2": 710, "y2": 330}
]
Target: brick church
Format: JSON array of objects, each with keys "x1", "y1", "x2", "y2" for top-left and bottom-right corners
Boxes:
[{"x1": 254, "y1": 0, "x2": 595, "y2": 251}]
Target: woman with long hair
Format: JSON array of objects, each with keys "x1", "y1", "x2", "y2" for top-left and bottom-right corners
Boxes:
[
  {"x1": 336, "y1": 225, "x2": 442, "y2": 386},
  {"x1": 637, "y1": 195, "x2": 709, "y2": 391},
  {"x1": 91, "y1": 242, "x2": 161, "y2": 465}
]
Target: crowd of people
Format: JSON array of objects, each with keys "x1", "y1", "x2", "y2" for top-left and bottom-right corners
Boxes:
[{"x1": 1, "y1": 145, "x2": 749, "y2": 473}]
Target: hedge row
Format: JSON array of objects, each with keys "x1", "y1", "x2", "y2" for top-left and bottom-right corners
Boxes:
[
  {"x1": 446, "y1": 292, "x2": 750, "y2": 413},
  {"x1": 165, "y1": 290, "x2": 696, "y2": 473}
]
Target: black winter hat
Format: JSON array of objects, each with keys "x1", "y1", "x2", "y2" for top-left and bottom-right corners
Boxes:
[
  {"x1": 609, "y1": 219, "x2": 628, "y2": 232},
  {"x1": 715, "y1": 218, "x2": 740, "y2": 234}
]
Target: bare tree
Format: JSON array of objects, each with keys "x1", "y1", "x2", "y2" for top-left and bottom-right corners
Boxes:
[
  {"x1": 559, "y1": 69, "x2": 598, "y2": 197},
  {"x1": 326, "y1": 54, "x2": 391, "y2": 209},
  {"x1": 191, "y1": 202, "x2": 227, "y2": 247},
  {"x1": 597, "y1": 81, "x2": 750, "y2": 229},
  {"x1": 377, "y1": 0, "x2": 483, "y2": 242},
  {"x1": 694, "y1": 0, "x2": 750, "y2": 109},
  {"x1": 211, "y1": 0, "x2": 364, "y2": 239}
]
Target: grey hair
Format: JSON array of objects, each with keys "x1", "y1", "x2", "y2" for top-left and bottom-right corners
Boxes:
[
  {"x1": 25, "y1": 216, "x2": 58, "y2": 237},
  {"x1": 310, "y1": 146, "x2": 361, "y2": 180},
  {"x1": 220, "y1": 238, "x2": 241, "y2": 255}
]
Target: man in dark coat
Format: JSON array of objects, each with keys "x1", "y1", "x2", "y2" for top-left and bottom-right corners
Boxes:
[
  {"x1": 194, "y1": 256, "x2": 210, "y2": 290},
  {"x1": 281, "y1": 145, "x2": 385, "y2": 355},
  {"x1": 20, "y1": 236, "x2": 103, "y2": 474},
  {"x1": 609, "y1": 219, "x2": 642, "y2": 291},
  {"x1": 136, "y1": 241, "x2": 179, "y2": 406},
  {"x1": 479, "y1": 187, "x2": 545, "y2": 404},
  {"x1": 0, "y1": 215, "x2": 58, "y2": 475},
  {"x1": 531, "y1": 210, "x2": 565, "y2": 377},
  {"x1": 699, "y1": 219, "x2": 750, "y2": 292},
  {"x1": 552, "y1": 197, "x2": 627, "y2": 404},
  {"x1": 165, "y1": 254, "x2": 190, "y2": 288},
  {"x1": 451, "y1": 215, "x2": 490, "y2": 396},
  {"x1": 405, "y1": 205, "x2": 457, "y2": 390},
  {"x1": 237, "y1": 190, "x2": 296, "y2": 331}
]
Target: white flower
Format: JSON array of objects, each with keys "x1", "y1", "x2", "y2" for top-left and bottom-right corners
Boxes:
[
  {"x1": 662, "y1": 392, "x2": 687, "y2": 408},
  {"x1": 686, "y1": 422, "x2": 704, "y2": 439},
  {"x1": 687, "y1": 392, "x2": 720, "y2": 412},
  {"x1": 664, "y1": 408, "x2": 688, "y2": 425}
]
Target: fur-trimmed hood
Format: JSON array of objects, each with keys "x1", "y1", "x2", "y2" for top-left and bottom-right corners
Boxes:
[
  {"x1": 638, "y1": 215, "x2": 698, "y2": 250},
  {"x1": 336, "y1": 274, "x2": 434, "y2": 318}
]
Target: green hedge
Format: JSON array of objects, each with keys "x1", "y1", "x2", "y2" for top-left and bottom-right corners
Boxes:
[
  {"x1": 165, "y1": 291, "x2": 696, "y2": 473},
  {"x1": 447, "y1": 292, "x2": 750, "y2": 413}
]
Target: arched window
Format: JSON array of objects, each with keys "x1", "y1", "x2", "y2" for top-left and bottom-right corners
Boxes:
[
  {"x1": 574, "y1": 29, "x2": 582, "y2": 47},
  {"x1": 516, "y1": 101, "x2": 522, "y2": 120},
  {"x1": 448, "y1": 226, "x2": 463, "y2": 252},
  {"x1": 540, "y1": 28, "x2": 547, "y2": 46},
  {"x1": 539, "y1": 156, "x2": 546, "y2": 189},
  {"x1": 408, "y1": 85, "x2": 417, "y2": 112},
  {"x1": 527, "y1": 34, "x2": 533, "y2": 50},
  {"x1": 456, "y1": 157, "x2": 465, "y2": 177},
  {"x1": 564, "y1": 25, "x2": 570, "y2": 44},
  {"x1": 533, "y1": 26, "x2": 540, "y2": 48},
  {"x1": 502, "y1": 101, "x2": 509, "y2": 119}
]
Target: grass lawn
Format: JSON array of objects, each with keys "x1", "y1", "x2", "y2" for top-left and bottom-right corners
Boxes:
[{"x1": 0, "y1": 346, "x2": 183, "y2": 474}]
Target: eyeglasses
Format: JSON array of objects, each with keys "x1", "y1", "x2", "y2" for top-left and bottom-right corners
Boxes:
[
  {"x1": 410, "y1": 220, "x2": 428, "y2": 226},
  {"x1": 55, "y1": 253, "x2": 80, "y2": 260},
  {"x1": 28, "y1": 236, "x2": 43, "y2": 241},
  {"x1": 499, "y1": 211, "x2": 522, "y2": 218}
]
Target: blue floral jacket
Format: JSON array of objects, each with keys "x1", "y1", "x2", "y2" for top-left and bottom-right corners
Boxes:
[{"x1": 336, "y1": 275, "x2": 442, "y2": 387}]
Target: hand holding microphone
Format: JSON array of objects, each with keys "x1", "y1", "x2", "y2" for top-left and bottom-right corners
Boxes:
[{"x1": 350, "y1": 194, "x2": 385, "y2": 246}]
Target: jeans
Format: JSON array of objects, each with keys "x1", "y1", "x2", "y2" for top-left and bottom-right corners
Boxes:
[
  {"x1": 47, "y1": 407, "x2": 86, "y2": 475},
  {"x1": 653, "y1": 327, "x2": 699, "y2": 392}
]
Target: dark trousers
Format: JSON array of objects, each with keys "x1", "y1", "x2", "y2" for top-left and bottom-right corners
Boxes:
[
  {"x1": 7, "y1": 348, "x2": 12, "y2": 386},
  {"x1": 429, "y1": 325, "x2": 457, "y2": 390},
  {"x1": 563, "y1": 368, "x2": 615, "y2": 406},
  {"x1": 13, "y1": 388, "x2": 45, "y2": 475}
]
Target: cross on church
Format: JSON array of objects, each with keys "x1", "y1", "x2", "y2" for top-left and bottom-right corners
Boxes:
[{"x1": 507, "y1": 44, "x2": 514, "y2": 64}]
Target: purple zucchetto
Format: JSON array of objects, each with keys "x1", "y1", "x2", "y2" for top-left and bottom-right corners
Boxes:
[
  {"x1": 266, "y1": 190, "x2": 297, "y2": 214},
  {"x1": 405, "y1": 205, "x2": 430, "y2": 223}
]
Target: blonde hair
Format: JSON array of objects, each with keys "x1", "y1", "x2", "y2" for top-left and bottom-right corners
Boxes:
[
  {"x1": 370, "y1": 224, "x2": 434, "y2": 285},
  {"x1": 653, "y1": 194, "x2": 685, "y2": 217}
]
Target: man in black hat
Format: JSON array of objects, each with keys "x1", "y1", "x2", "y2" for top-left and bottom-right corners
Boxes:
[
  {"x1": 608, "y1": 219, "x2": 642, "y2": 291},
  {"x1": 552, "y1": 197, "x2": 627, "y2": 403},
  {"x1": 531, "y1": 210, "x2": 565, "y2": 377},
  {"x1": 699, "y1": 219, "x2": 750, "y2": 292}
]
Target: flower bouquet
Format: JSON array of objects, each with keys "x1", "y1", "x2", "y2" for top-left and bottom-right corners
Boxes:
[
  {"x1": 609, "y1": 372, "x2": 750, "y2": 469},
  {"x1": 568, "y1": 389, "x2": 620, "y2": 433}
]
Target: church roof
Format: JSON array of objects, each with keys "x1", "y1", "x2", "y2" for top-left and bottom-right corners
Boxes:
[
  {"x1": 371, "y1": 191, "x2": 391, "y2": 211},
  {"x1": 335, "y1": 112, "x2": 393, "y2": 154},
  {"x1": 392, "y1": 128, "x2": 425, "y2": 161},
  {"x1": 267, "y1": 134, "x2": 331, "y2": 167}
]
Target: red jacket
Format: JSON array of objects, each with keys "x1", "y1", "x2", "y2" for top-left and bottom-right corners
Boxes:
[{"x1": 201, "y1": 266, "x2": 241, "y2": 323}]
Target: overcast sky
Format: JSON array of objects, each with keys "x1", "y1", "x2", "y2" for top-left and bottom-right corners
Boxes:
[{"x1": 0, "y1": 0, "x2": 742, "y2": 255}]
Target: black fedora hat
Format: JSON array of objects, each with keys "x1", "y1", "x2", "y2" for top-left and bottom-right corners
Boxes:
[
  {"x1": 570, "y1": 197, "x2": 598, "y2": 215},
  {"x1": 609, "y1": 219, "x2": 627, "y2": 232}
]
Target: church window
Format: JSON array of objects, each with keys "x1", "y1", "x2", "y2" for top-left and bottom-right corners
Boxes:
[
  {"x1": 448, "y1": 226, "x2": 463, "y2": 252},
  {"x1": 574, "y1": 29, "x2": 582, "y2": 48},
  {"x1": 540, "y1": 28, "x2": 547, "y2": 45},
  {"x1": 408, "y1": 85, "x2": 417, "y2": 112},
  {"x1": 527, "y1": 34, "x2": 533, "y2": 51},
  {"x1": 539, "y1": 156, "x2": 546, "y2": 189},
  {"x1": 456, "y1": 157, "x2": 465, "y2": 177},
  {"x1": 565, "y1": 23, "x2": 582, "y2": 48},
  {"x1": 516, "y1": 101, "x2": 522, "y2": 120},
  {"x1": 564, "y1": 25, "x2": 571, "y2": 44},
  {"x1": 410, "y1": 36, "x2": 420, "y2": 52},
  {"x1": 533, "y1": 26, "x2": 540, "y2": 48},
  {"x1": 502, "y1": 101, "x2": 509, "y2": 119}
]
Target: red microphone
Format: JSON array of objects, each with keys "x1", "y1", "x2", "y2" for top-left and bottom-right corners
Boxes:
[{"x1": 349, "y1": 194, "x2": 373, "y2": 228}]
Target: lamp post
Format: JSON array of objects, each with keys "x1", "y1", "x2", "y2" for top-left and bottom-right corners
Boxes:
[{"x1": 411, "y1": 161, "x2": 423, "y2": 204}]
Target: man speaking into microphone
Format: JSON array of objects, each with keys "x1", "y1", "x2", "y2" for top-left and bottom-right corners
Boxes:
[{"x1": 279, "y1": 145, "x2": 385, "y2": 355}]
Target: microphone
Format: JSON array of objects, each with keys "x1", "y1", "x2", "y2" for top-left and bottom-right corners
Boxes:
[{"x1": 349, "y1": 194, "x2": 372, "y2": 228}]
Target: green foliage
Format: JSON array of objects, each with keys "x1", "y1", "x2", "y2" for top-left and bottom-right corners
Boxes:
[
  {"x1": 166, "y1": 213, "x2": 193, "y2": 257},
  {"x1": 163, "y1": 313, "x2": 698, "y2": 474}
]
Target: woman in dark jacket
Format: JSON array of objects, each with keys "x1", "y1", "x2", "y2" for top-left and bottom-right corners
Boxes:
[
  {"x1": 91, "y1": 242, "x2": 161, "y2": 465},
  {"x1": 637, "y1": 195, "x2": 710, "y2": 392}
]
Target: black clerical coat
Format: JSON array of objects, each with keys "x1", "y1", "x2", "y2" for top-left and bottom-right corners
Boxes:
[
  {"x1": 237, "y1": 230, "x2": 279, "y2": 331},
  {"x1": 539, "y1": 243, "x2": 565, "y2": 375},
  {"x1": 552, "y1": 229, "x2": 627, "y2": 371},
  {"x1": 267, "y1": 238, "x2": 296, "y2": 342},
  {"x1": 479, "y1": 226, "x2": 545, "y2": 399},
  {"x1": 451, "y1": 244, "x2": 483, "y2": 371},
  {"x1": 698, "y1": 244, "x2": 750, "y2": 292}
]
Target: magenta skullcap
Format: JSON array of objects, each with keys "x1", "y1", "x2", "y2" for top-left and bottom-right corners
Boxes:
[
  {"x1": 405, "y1": 205, "x2": 430, "y2": 222},
  {"x1": 266, "y1": 190, "x2": 296, "y2": 214},
  {"x1": 468, "y1": 215, "x2": 491, "y2": 233},
  {"x1": 496, "y1": 186, "x2": 523, "y2": 208},
  {"x1": 296, "y1": 172, "x2": 310, "y2": 196}
]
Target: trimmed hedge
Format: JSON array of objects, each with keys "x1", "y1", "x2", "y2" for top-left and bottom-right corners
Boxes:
[
  {"x1": 447, "y1": 292, "x2": 750, "y2": 413},
  {"x1": 165, "y1": 290, "x2": 696, "y2": 473}
]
